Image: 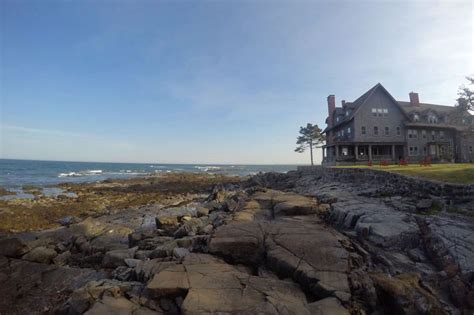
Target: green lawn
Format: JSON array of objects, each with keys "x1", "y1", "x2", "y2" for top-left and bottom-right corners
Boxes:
[{"x1": 334, "y1": 163, "x2": 474, "y2": 184}]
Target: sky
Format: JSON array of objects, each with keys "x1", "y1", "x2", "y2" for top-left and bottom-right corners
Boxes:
[{"x1": 1, "y1": 0, "x2": 473, "y2": 164}]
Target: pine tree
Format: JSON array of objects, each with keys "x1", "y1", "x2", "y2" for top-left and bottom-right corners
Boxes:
[{"x1": 295, "y1": 123, "x2": 325, "y2": 166}]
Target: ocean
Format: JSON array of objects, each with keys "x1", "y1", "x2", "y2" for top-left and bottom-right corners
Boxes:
[{"x1": 0, "y1": 159, "x2": 298, "y2": 189}]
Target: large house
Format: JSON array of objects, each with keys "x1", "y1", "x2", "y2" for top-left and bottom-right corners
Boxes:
[{"x1": 322, "y1": 83, "x2": 474, "y2": 165}]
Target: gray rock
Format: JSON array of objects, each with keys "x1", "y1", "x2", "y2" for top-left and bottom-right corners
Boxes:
[
  {"x1": 173, "y1": 247, "x2": 190, "y2": 259},
  {"x1": 0, "y1": 237, "x2": 29, "y2": 258},
  {"x1": 416, "y1": 199, "x2": 433, "y2": 210},
  {"x1": 307, "y1": 297, "x2": 349, "y2": 315},
  {"x1": 102, "y1": 247, "x2": 138, "y2": 268},
  {"x1": 58, "y1": 215, "x2": 80, "y2": 227},
  {"x1": 22, "y1": 246, "x2": 57, "y2": 264},
  {"x1": 174, "y1": 218, "x2": 209, "y2": 238}
]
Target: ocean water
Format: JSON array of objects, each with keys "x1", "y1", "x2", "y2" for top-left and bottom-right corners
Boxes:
[{"x1": 0, "y1": 159, "x2": 297, "y2": 189}]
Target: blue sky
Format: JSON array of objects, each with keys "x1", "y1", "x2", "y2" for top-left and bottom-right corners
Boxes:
[{"x1": 1, "y1": 0, "x2": 472, "y2": 164}]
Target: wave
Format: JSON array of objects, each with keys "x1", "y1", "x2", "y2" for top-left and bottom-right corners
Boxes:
[
  {"x1": 194, "y1": 166, "x2": 222, "y2": 172},
  {"x1": 58, "y1": 172, "x2": 83, "y2": 177}
]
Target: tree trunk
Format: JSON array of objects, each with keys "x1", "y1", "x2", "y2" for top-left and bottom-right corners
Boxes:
[{"x1": 310, "y1": 142, "x2": 314, "y2": 166}]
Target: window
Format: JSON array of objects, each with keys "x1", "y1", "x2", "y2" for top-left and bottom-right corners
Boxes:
[
  {"x1": 440, "y1": 131, "x2": 445, "y2": 140},
  {"x1": 396, "y1": 126, "x2": 401, "y2": 136},
  {"x1": 377, "y1": 108, "x2": 383, "y2": 117},
  {"x1": 345, "y1": 110, "x2": 350, "y2": 117},
  {"x1": 409, "y1": 146, "x2": 419, "y2": 156},
  {"x1": 423, "y1": 146, "x2": 427, "y2": 155},
  {"x1": 383, "y1": 109, "x2": 388, "y2": 117},
  {"x1": 422, "y1": 130, "x2": 427, "y2": 139},
  {"x1": 431, "y1": 131, "x2": 436, "y2": 141},
  {"x1": 470, "y1": 146, "x2": 473, "y2": 153},
  {"x1": 336, "y1": 117, "x2": 340, "y2": 122},
  {"x1": 384, "y1": 126, "x2": 389, "y2": 136},
  {"x1": 361, "y1": 126, "x2": 366, "y2": 135},
  {"x1": 408, "y1": 129, "x2": 417, "y2": 139},
  {"x1": 428, "y1": 114, "x2": 438, "y2": 124},
  {"x1": 372, "y1": 108, "x2": 377, "y2": 117},
  {"x1": 347, "y1": 127, "x2": 351, "y2": 134},
  {"x1": 413, "y1": 114, "x2": 420, "y2": 122},
  {"x1": 374, "y1": 126, "x2": 379, "y2": 136}
]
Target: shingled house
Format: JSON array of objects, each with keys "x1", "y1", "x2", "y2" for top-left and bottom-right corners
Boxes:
[{"x1": 322, "y1": 83, "x2": 474, "y2": 165}]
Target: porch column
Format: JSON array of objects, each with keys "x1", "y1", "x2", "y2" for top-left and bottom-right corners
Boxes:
[
  {"x1": 368, "y1": 144, "x2": 372, "y2": 161},
  {"x1": 355, "y1": 145, "x2": 359, "y2": 160},
  {"x1": 391, "y1": 145, "x2": 396, "y2": 161},
  {"x1": 335, "y1": 145, "x2": 339, "y2": 160}
]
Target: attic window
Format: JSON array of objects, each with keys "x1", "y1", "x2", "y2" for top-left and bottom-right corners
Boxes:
[
  {"x1": 372, "y1": 108, "x2": 377, "y2": 117},
  {"x1": 413, "y1": 114, "x2": 420, "y2": 122},
  {"x1": 383, "y1": 109, "x2": 388, "y2": 117},
  {"x1": 428, "y1": 114, "x2": 438, "y2": 124}
]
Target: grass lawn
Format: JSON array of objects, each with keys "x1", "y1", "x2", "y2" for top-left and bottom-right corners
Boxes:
[{"x1": 334, "y1": 163, "x2": 474, "y2": 184}]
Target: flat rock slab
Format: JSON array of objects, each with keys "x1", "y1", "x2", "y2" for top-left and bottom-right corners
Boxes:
[
  {"x1": 146, "y1": 253, "x2": 312, "y2": 314},
  {"x1": 209, "y1": 190, "x2": 351, "y2": 303}
]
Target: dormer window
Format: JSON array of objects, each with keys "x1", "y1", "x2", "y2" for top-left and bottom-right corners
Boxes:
[
  {"x1": 336, "y1": 117, "x2": 340, "y2": 122},
  {"x1": 413, "y1": 114, "x2": 420, "y2": 122},
  {"x1": 428, "y1": 113, "x2": 438, "y2": 124}
]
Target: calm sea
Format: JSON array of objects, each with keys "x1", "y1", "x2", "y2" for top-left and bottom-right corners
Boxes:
[{"x1": 0, "y1": 159, "x2": 297, "y2": 189}]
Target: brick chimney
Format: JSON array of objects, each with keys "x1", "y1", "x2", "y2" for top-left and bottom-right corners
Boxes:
[
  {"x1": 327, "y1": 95, "x2": 336, "y2": 127},
  {"x1": 409, "y1": 92, "x2": 420, "y2": 106}
]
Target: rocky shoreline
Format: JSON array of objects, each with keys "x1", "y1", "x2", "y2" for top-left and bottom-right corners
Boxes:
[{"x1": 0, "y1": 171, "x2": 473, "y2": 314}]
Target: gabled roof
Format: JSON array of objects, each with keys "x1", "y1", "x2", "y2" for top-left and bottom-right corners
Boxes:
[
  {"x1": 398, "y1": 102, "x2": 459, "y2": 115},
  {"x1": 324, "y1": 83, "x2": 409, "y2": 132}
]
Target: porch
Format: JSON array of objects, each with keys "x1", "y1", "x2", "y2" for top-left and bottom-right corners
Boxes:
[{"x1": 323, "y1": 143, "x2": 406, "y2": 164}]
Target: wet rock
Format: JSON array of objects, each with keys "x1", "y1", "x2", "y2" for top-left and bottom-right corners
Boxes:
[
  {"x1": 22, "y1": 246, "x2": 57, "y2": 264},
  {"x1": 102, "y1": 247, "x2": 138, "y2": 268},
  {"x1": 0, "y1": 237, "x2": 29, "y2": 258}
]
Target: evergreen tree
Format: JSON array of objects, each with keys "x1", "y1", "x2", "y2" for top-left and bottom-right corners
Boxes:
[{"x1": 295, "y1": 123, "x2": 325, "y2": 166}]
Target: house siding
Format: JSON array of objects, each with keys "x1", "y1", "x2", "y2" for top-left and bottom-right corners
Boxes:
[{"x1": 353, "y1": 88, "x2": 406, "y2": 143}]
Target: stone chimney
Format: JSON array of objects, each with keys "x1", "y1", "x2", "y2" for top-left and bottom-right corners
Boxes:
[
  {"x1": 327, "y1": 95, "x2": 336, "y2": 127},
  {"x1": 341, "y1": 100, "x2": 346, "y2": 108},
  {"x1": 409, "y1": 92, "x2": 420, "y2": 106}
]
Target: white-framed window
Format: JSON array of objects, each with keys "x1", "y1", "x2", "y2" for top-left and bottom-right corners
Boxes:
[
  {"x1": 383, "y1": 109, "x2": 388, "y2": 117},
  {"x1": 374, "y1": 126, "x2": 379, "y2": 136},
  {"x1": 347, "y1": 127, "x2": 351, "y2": 134},
  {"x1": 336, "y1": 117, "x2": 340, "y2": 122},
  {"x1": 413, "y1": 114, "x2": 420, "y2": 122},
  {"x1": 361, "y1": 126, "x2": 366, "y2": 135},
  {"x1": 422, "y1": 130, "x2": 427, "y2": 139},
  {"x1": 377, "y1": 108, "x2": 383, "y2": 117},
  {"x1": 431, "y1": 131, "x2": 436, "y2": 141},
  {"x1": 396, "y1": 126, "x2": 401, "y2": 136},
  {"x1": 385, "y1": 126, "x2": 389, "y2": 135},
  {"x1": 428, "y1": 114, "x2": 438, "y2": 124},
  {"x1": 408, "y1": 129, "x2": 417, "y2": 139},
  {"x1": 372, "y1": 108, "x2": 377, "y2": 117},
  {"x1": 409, "y1": 146, "x2": 419, "y2": 156},
  {"x1": 440, "y1": 131, "x2": 445, "y2": 140}
]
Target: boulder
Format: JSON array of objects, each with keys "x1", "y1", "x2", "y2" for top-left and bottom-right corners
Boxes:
[
  {"x1": 0, "y1": 237, "x2": 29, "y2": 258},
  {"x1": 102, "y1": 247, "x2": 138, "y2": 268},
  {"x1": 196, "y1": 206, "x2": 210, "y2": 217},
  {"x1": 58, "y1": 215, "x2": 80, "y2": 227},
  {"x1": 22, "y1": 246, "x2": 57, "y2": 264},
  {"x1": 155, "y1": 215, "x2": 178, "y2": 229},
  {"x1": 173, "y1": 218, "x2": 209, "y2": 238}
]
